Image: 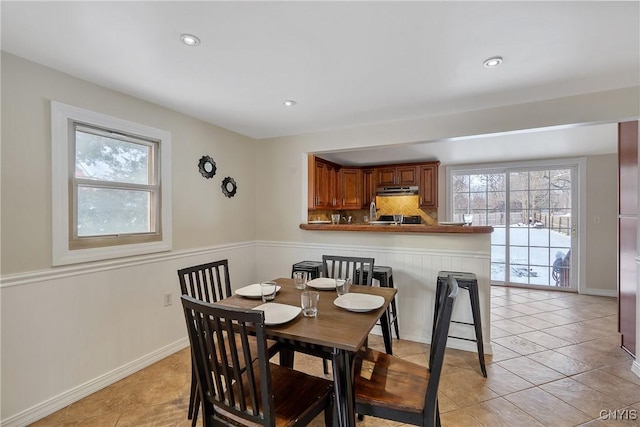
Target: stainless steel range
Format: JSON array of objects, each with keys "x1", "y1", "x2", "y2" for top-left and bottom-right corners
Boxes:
[{"x1": 379, "y1": 215, "x2": 422, "y2": 224}]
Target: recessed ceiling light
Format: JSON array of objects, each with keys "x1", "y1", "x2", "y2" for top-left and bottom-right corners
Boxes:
[
  {"x1": 483, "y1": 56, "x2": 503, "y2": 68},
  {"x1": 283, "y1": 100, "x2": 297, "y2": 107},
  {"x1": 180, "y1": 34, "x2": 200, "y2": 47}
]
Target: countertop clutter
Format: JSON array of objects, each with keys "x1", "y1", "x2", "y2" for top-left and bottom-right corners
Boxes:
[{"x1": 300, "y1": 223, "x2": 494, "y2": 234}]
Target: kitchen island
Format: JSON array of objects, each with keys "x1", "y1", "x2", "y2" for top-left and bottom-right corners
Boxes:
[{"x1": 290, "y1": 222, "x2": 494, "y2": 356}]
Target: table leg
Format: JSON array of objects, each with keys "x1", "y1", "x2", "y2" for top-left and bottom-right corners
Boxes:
[
  {"x1": 278, "y1": 344, "x2": 295, "y2": 368},
  {"x1": 380, "y1": 308, "x2": 393, "y2": 355},
  {"x1": 332, "y1": 349, "x2": 355, "y2": 427}
]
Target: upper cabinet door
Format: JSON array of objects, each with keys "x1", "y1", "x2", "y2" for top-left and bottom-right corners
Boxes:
[
  {"x1": 396, "y1": 166, "x2": 418, "y2": 185},
  {"x1": 314, "y1": 160, "x2": 329, "y2": 208},
  {"x1": 362, "y1": 169, "x2": 375, "y2": 208},
  {"x1": 419, "y1": 163, "x2": 439, "y2": 208},
  {"x1": 376, "y1": 165, "x2": 418, "y2": 186},
  {"x1": 376, "y1": 167, "x2": 396, "y2": 186},
  {"x1": 339, "y1": 168, "x2": 362, "y2": 209},
  {"x1": 309, "y1": 156, "x2": 339, "y2": 209}
]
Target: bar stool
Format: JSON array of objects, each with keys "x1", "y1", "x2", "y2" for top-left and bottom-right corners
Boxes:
[
  {"x1": 357, "y1": 265, "x2": 400, "y2": 340},
  {"x1": 291, "y1": 260, "x2": 323, "y2": 280},
  {"x1": 434, "y1": 271, "x2": 487, "y2": 377}
]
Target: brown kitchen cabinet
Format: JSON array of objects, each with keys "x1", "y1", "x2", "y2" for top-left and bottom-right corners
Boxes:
[
  {"x1": 308, "y1": 156, "x2": 440, "y2": 211},
  {"x1": 338, "y1": 168, "x2": 362, "y2": 209},
  {"x1": 362, "y1": 168, "x2": 375, "y2": 208},
  {"x1": 376, "y1": 165, "x2": 418, "y2": 186},
  {"x1": 419, "y1": 162, "x2": 440, "y2": 208},
  {"x1": 308, "y1": 156, "x2": 339, "y2": 210}
]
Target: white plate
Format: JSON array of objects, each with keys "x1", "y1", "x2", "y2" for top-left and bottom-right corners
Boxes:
[
  {"x1": 308, "y1": 220, "x2": 331, "y2": 224},
  {"x1": 235, "y1": 283, "x2": 281, "y2": 298},
  {"x1": 253, "y1": 303, "x2": 301, "y2": 325},
  {"x1": 438, "y1": 222, "x2": 465, "y2": 226},
  {"x1": 334, "y1": 293, "x2": 385, "y2": 312},
  {"x1": 307, "y1": 277, "x2": 337, "y2": 289}
]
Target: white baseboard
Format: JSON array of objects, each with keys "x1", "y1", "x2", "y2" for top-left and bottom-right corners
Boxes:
[
  {"x1": 1, "y1": 338, "x2": 189, "y2": 427},
  {"x1": 580, "y1": 288, "x2": 617, "y2": 297},
  {"x1": 632, "y1": 360, "x2": 640, "y2": 379}
]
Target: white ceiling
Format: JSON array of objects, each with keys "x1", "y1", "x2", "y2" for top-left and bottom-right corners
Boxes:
[{"x1": 1, "y1": 1, "x2": 638, "y2": 164}]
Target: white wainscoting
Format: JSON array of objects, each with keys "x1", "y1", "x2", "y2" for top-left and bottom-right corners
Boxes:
[
  {"x1": 0, "y1": 242, "x2": 256, "y2": 427},
  {"x1": 1, "y1": 238, "x2": 492, "y2": 427},
  {"x1": 254, "y1": 240, "x2": 493, "y2": 355}
]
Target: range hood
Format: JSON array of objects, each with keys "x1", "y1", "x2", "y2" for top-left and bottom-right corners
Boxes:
[{"x1": 376, "y1": 186, "x2": 419, "y2": 196}]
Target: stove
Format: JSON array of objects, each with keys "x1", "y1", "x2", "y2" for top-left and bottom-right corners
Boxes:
[{"x1": 379, "y1": 215, "x2": 422, "y2": 224}]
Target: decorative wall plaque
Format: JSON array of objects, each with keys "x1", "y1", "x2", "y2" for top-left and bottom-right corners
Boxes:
[
  {"x1": 221, "y1": 177, "x2": 237, "y2": 198},
  {"x1": 198, "y1": 155, "x2": 217, "y2": 179}
]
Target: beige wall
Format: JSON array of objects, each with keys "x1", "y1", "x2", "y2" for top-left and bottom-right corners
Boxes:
[
  {"x1": 1, "y1": 52, "x2": 257, "y2": 275},
  {"x1": 0, "y1": 53, "x2": 259, "y2": 423},
  {"x1": 585, "y1": 153, "x2": 619, "y2": 293}
]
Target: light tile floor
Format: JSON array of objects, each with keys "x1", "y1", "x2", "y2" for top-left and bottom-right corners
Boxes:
[{"x1": 30, "y1": 286, "x2": 640, "y2": 426}]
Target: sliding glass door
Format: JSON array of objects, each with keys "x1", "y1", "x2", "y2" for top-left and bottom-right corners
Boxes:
[{"x1": 450, "y1": 164, "x2": 576, "y2": 289}]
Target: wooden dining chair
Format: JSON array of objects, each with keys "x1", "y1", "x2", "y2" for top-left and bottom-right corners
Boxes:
[
  {"x1": 177, "y1": 260, "x2": 281, "y2": 426},
  {"x1": 181, "y1": 295, "x2": 335, "y2": 427},
  {"x1": 321, "y1": 255, "x2": 375, "y2": 286},
  {"x1": 353, "y1": 275, "x2": 459, "y2": 427},
  {"x1": 320, "y1": 255, "x2": 376, "y2": 373}
]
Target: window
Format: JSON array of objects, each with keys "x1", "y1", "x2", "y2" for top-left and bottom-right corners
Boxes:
[{"x1": 52, "y1": 101, "x2": 172, "y2": 265}]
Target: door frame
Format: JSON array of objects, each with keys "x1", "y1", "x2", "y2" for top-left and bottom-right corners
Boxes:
[{"x1": 446, "y1": 157, "x2": 586, "y2": 293}]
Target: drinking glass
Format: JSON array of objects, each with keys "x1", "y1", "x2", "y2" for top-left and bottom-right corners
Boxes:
[
  {"x1": 336, "y1": 277, "x2": 351, "y2": 296},
  {"x1": 260, "y1": 281, "x2": 277, "y2": 302},
  {"x1": 301, "y1": 291, "x2": 319, "y2": 317},
  {"x1": 293, "y1": 271, "x2": 307, "y2": 290},
  {"x1": 463, "y1": 214, "x2": 473, "y2": 226},
  {"x1": 331, "y1": 214, "x2": 340, "y2": 224},
  {"x1": 393, "y1": 214, "x2": 403, "y2": 225}
]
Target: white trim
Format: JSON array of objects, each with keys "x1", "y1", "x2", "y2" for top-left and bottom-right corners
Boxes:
[
  {"x1": 0, "y1": 241, "x2": 255, "y2": 288},
  {"x1": 301, "y1": 153, "x2": 309, "y2": 222},
  {"x1": 2, "y1": 240, "x2": 488, "y2": 288},
  {"x1": 0, "y1": 338, "x2": 189, "y2": 427},
  {"x1": 577, "y1": 156, "x2": 587, "y2": 294},
  {"x1": 579, "y1": 288, "x2": 617, "y2": 298},
  {"x1": 633, "y1": 361, "x2": 640, "y2": 379},
  {"x1": 51, "y1": 101, "x2": 173, "y2": 266}
]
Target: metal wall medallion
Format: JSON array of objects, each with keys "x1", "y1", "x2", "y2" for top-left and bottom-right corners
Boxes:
[
  {"x1": 198, "y1": 155, "x2": 217, "y2": 179},
  {"x1": 221, "y1": 177, "x2": 237, "y2": 198}
]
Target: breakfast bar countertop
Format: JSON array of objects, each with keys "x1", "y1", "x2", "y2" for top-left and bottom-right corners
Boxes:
[{"x1": 300, "y1": 223, "x2": 494, "y2": 234}]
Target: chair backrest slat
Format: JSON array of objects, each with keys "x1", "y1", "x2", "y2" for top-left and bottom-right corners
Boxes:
[
  {"x1": 322, "y1": 255, "x2": 375, "y2": 286},
  {"x1": 177, "y1": 259, "x2": 232, "y2": 303},
  {"x1": 181, "y1": 295, "x2": 275, "y2": 426}
]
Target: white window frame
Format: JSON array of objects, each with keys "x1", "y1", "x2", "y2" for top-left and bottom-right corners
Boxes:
[{"x1": 51, "y1": 101, "x2": 172, "y2": 265}]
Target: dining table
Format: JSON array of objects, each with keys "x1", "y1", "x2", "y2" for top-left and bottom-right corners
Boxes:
[{"x1": 218, "y1": 277, "x2": 397, "y2": 427}]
